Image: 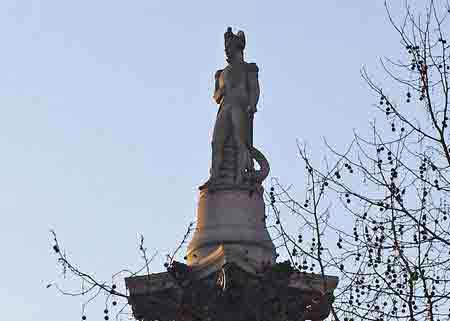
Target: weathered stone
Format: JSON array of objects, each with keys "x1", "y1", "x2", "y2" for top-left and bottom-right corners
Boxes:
[
  {"x1": 125, "y1": 262, "x2": 338, "y2": 321},
  {"x1": 125, "y1": 27, "x2": 339, "y2": 321},
  {"x1": 186, "y1": 187, "x2": 276, "y2": 274},
  {"x1": 204, "y1": 27, "x2": 269, "y2": 189}
]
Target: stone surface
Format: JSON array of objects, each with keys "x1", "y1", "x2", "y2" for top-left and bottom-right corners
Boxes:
[
  {"x1": 186, "y1": 187, "x2": 276, "y2": 273},
  {"x1": 125, "y1": 27, "x2": 339, "y2": 321},
  {"x1": 125, "y1": 262, "x2": 338, "y2": 321},
  {"x1": 205, "y1": 27, "x2": 269, "y2": 189}
]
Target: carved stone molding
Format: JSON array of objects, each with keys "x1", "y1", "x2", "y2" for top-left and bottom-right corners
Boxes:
[{"x1": 126, "y1": 262, "x2": 338, "y2": 321}]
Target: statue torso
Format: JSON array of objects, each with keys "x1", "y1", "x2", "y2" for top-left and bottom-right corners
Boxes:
[{"x1": 219, "y1": 63, "x2": 250, "y2": 107}]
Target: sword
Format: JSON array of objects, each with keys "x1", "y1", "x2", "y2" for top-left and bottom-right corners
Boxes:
[{"x1": 248, "y1": 110, "x2": 255, "y2": 172}]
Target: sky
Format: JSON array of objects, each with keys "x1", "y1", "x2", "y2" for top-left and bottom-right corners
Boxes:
[{"x1": 0, "y1": 0, "x2": 418, "y2": 320}]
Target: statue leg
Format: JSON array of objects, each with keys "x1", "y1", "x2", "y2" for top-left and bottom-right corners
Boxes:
[
  {"x1": 211, "y1": 107, "x2": 230, "y2": 181},
  {"x1": 231, "y1": 107, "x2": 250, "y2": 184}
]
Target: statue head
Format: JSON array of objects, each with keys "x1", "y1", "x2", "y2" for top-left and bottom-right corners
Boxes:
[{"x1": 224, "y1": 27, "x2": 246, "y2": 63}]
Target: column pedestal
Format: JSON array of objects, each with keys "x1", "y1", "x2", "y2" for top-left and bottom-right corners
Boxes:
[{"x1": 125, "y1": 187, "x2": 338, "y2": 321}]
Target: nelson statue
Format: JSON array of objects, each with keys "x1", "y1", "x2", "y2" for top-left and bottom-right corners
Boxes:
[{"x1": 201, "y1": 27, "x2": 269, "y2": 191}]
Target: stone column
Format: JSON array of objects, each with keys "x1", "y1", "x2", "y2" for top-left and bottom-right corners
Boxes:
[{"x1": 125, "y1": 27, "x2": 338, "y2": 321}]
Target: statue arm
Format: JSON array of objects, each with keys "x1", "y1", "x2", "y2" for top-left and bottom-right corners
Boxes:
[
  {"x1": 247, "y1": 63, "x2": 260, "y2": 112},
  {"x1": 213, "y1": 69, "x2": 224, "y2": 104}
]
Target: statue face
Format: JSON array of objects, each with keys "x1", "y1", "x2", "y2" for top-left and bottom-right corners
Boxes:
[{"x1": 225, "y1": 39, "x2": 242, "y2": 61}]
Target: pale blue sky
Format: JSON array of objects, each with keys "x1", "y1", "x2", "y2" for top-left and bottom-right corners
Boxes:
[{"x1": 0, "y1": 1, "x2": 413, "y2": 320}]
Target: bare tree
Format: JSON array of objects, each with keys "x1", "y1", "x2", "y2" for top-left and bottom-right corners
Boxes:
[
  {"x1": 49, "y1": 2, "x2": 450, "y2": 321},
  {"x1": 48, "y1": 225, "x2": 193, "y2": 321},
  {"x1": 269, "y1": 2, "x2": 450, "y2": 321}
]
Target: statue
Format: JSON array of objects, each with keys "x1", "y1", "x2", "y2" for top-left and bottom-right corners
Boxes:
[
  {"x1": 125, "y1": 28, "x2": 338, "y2": 321},
  {"x1": 201, "y1": 27, "x2": 269, "y2": 190}
]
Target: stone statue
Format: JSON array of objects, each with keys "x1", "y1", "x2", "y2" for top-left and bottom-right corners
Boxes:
[
  {"x1": 201, "y1": 27, "x2": 269, "y2": 190},
  {"x1": 125, "y1": 28, "x2": 339, "y2": 321}
]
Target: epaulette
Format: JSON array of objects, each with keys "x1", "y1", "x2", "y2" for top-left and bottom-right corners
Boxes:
[
  {"x1": 214, "y1": 69, "x2": 223, "y2": 79},
  {"x1": 246, "y1": 62, "x2": 259, "y2": 72}
]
